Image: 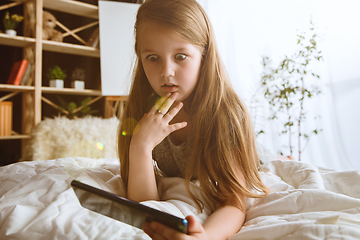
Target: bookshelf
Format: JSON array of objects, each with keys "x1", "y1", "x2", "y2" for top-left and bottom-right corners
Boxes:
[{"x1": 0, "y1": 0, "x2": 102, "y2": 161}]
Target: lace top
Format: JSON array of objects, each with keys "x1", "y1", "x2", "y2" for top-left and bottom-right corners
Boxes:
[
  {"x1": 152, "y1": 136, "x2": 192, "y2": 178},
  {"x1": 152, "y1": 136, "x2": 274, "y2": 178}
]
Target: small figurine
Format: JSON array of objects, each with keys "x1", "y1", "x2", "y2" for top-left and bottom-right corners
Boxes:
[{"x1": 42, "y1": 11, "x2": 63, "y2": 42}]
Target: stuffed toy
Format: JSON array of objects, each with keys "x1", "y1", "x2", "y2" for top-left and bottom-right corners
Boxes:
[{"x1": 42, "y1": 11, "x2": 63, "y2": 42}]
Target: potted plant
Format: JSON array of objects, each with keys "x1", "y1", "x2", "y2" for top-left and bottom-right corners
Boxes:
[
  {"x1": 71, "y1": 67, "x2": 85, "y2": 90},
  {"x1": 3, "y1": 11, "x2": 23, "y2": 36},
  {"x1": 57, "y1": 96, "x2": 97, "y2": 119},
  {"x1": 260, "y1": 20, "x2": 323, "y2": 161},
  {"x1": 47, "y1": 65, "x2": 67, "y2": 88}
]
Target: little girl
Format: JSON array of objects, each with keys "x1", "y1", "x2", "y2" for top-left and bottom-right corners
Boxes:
[{"x1": 118, "y1": 0, "x2": 268, "y2": 239}]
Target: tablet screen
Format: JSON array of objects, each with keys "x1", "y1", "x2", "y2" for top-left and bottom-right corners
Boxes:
[{"x1": 71, "y1": 180, "x2": 188, "y2": 233}]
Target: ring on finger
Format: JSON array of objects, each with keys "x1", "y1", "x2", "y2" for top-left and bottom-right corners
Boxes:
[{"x1": 157, "y1": 110, "x2": 165, "y2": 115}]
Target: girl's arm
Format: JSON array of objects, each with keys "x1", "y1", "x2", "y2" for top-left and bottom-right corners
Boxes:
[
  {"x1": 128, "y1": 140, "x2": 160, "y2": 201},
  {"x1": 201, "y1": 166, "x2": 247, "y2": 239},
  {"x1": 127, "y1": 92, "x2": 187, "y2": 202},
  {"x1": 202, "y1": 197, "x2": 246, "y2": 239},
  {"x1": 143, "y1": 197, "x2": 246, "y2": 240},
  {"x1": 143, "y1": 166, "x2": 247, "y2": 240}
]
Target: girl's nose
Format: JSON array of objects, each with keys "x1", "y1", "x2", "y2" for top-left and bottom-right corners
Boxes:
[{"x1": 160, "y1": 59, "x2": 175, "y2": 77}]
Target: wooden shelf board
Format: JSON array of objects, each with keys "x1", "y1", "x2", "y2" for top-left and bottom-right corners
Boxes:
[
  {"x1": 12, "y1": 0, "x2": 98, "y2": 19},
  {"x1": 0, "y1": 135, "x2": 31, "y2": 140},
  {"x1": 43, "y1": 0, "x2": 98, "y2": 19},
  {"x1": 43, "y1": 40, "x2": 100, "y2": 58},
  {"x1": 0, "y1": 34, "x2": 100, "y2": 57},
  {"x1": 0, "y1": 84, "x2": 35, "y2": 92},
  {"x1": 0, "y1": 33, "x2": 35, "y2": 48},
  {"x1": 0, "y1": 84, "x2": 101, "y2": 95},
  {"x1": 42, "y1": 87, "x2": 102, "y2": 96}
]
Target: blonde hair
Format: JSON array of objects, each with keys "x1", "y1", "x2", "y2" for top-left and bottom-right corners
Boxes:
[{"x1": 118, "y1": 0, "x2": 268, "y2": 211}]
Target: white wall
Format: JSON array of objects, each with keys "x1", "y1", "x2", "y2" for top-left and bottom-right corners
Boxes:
[
  {"x1": 99, "y1": 1, "x2": 139, "y2": 96},
  {"x1": 199, "y1": 0, "x2": 360, "y2": 170}
]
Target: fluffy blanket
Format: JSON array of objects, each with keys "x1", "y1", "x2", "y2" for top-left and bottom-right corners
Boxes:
[
  {"x1": 0, "y1": 158, "x2": 359, "y2": 239},
  {"x1": 23, "y1": 117, "x2": 119, "y2": 161}
]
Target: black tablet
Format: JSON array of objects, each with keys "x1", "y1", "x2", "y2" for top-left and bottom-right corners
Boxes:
[{"x1": 71, "y1": 180, "x2": 188, "y2": 234}]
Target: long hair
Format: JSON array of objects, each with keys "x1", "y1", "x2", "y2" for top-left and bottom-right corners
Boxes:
[{"x1": 118, "y1": 0, "x2": 268, "y2": 211}]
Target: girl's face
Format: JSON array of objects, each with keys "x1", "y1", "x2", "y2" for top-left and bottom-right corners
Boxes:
[{"x1": 139, "y1": 23, "x2": 203, "y2": 103}]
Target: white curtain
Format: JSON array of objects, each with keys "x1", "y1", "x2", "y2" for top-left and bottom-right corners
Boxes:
[{"x1": 197, "y1": 0, "x2": 360, "y2": 171}]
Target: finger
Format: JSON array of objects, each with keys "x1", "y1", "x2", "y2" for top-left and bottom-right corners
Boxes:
[
  {"x1": 143, "y1": 221, "x2": 169, "y2": 240},
  {"x1": 143, "y1": 222, "x2": 163, "y2": 240},
  {"x1": 154, "y1": 94, "x2": 169, "y2": 113},
  {"x1": 158, "y1": 92, "x2": 179, "y2": 114},
  {"x1": 168, "y1": 122, "x2": 188, "y2": 134},
  {"x1": 163, "y1": 101, "x2": 183, "y2": 120},
  {"x1": 148, "y1": 221, "x2": 185, "y2": 240},
  {"x1": 186, "y1": 215, "x2": 204, "y2": 235},
  {"x1": 163, "y1": 101, "x2": 187, "y2": 132}
]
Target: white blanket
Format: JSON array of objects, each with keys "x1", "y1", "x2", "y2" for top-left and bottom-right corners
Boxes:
[{"x1": 0, "y1": 158, "x2": 359, "y2": 240}]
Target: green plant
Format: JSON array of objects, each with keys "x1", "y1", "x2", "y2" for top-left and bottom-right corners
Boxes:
[
  {"x1": 57, "y1": 96, "x2": 97, "y2": 119},
  {"x1": 260, "y1": 20, "x2": 323, "y2": 161},
  {"x1": 71, "y1": 67, "x2": 85, "y2": 81},
  {"x1": 3, "y1": 11, "x2": 23, "y2": 30},
  {"x1": 47, "y1": 65, "x2": 67, "y2": 80}
]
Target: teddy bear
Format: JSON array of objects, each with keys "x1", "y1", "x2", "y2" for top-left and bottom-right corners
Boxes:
[{"x1": 42, "y1": 11, "x2": 63, "y2": 42}]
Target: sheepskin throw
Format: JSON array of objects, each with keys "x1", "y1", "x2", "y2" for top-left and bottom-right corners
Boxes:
[{"x1": 24, "y1": 116, "x2": 119, "y2": 161}]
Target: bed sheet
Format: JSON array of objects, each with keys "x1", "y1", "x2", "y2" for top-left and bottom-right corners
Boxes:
[{"x1": 0, "y1": 157, "x2": 359, "y2": 240}]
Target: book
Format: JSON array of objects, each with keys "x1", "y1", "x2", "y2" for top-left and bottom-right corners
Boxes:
[
  {"x1": 86, "y1": 27, "x2": 99, "y2": 48},
  {"x1": 20, "y1": 63, "x2": 32, "y2": 85},
  {"x1": 25, "y1": 63, "x2": 34, "y2": 86},
  {"x1": 7, "y1": 59, "x2": 29, "y2": 85},
  {"x1": 0, "y1": 101, "x2": 13, "y2": 136}
]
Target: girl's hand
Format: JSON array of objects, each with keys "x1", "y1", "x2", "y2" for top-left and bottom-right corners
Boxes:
[
  {"x1": 130, "y1": 92, "x2": 187, "y2": 151},
  {"x1": 143, "y1": 215, "x2": 208, "y2": 240}
]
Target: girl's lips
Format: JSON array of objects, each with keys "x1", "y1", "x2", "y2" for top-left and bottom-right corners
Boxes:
[{"x1": 162, "y1": 85, "x2": 178, "y2": 93}]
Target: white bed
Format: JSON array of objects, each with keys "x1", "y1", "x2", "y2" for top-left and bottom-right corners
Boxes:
[{"x1": 1, "y1": 157, "x2": 359, "y2": 240}]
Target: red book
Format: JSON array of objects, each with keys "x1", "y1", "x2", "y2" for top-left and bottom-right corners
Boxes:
[{"x1": 7, "y1": 59, "x2": 29, "y2": 85}]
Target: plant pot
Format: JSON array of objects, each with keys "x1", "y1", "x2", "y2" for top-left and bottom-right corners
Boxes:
[
  {"x1": 5, "y1": 29, "x2": 17, "y2": 36},
  {"x1": 49, "y1": 79, "x2": 64, "y2": 88},
  {"x1": 0, "y1": 101, "x2": 13, "y2": 136},
  {"x1": 71, "y1": 80, "x2": 85, "y2": 90}
]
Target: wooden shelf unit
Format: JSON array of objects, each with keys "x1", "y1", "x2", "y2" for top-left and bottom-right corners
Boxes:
[{"x1": 0, "y1": 0, "x2": 102, "y2": 152}]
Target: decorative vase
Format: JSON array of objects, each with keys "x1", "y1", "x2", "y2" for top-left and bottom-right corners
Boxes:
[
  {"x1": 71, "y1": 80, "x2": 85, "y2": 90},
  {"x1": 5, "y1": 29, "x2": 17, "y2": 36},
  {"x1": 49, "y1": 79, "x2": 64, "y2": 88}
]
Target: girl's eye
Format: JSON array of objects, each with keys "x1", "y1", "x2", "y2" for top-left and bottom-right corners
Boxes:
[
  {"x1": 175, "y1": 54, "x2": 187, "y2": 61},
  {"x1": 146, "y1": 55, "x2": 159, "y2": 61}
]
